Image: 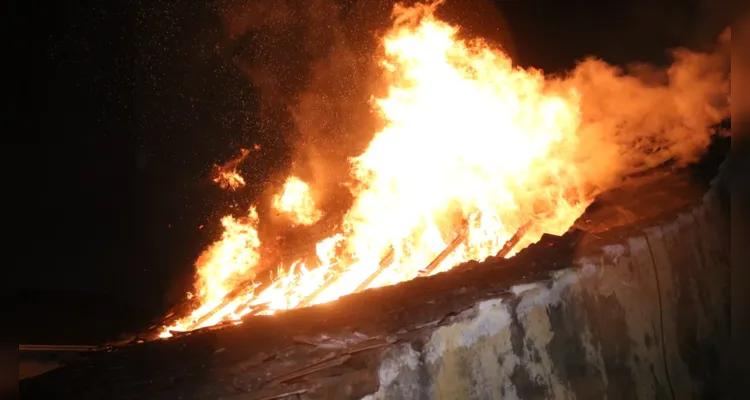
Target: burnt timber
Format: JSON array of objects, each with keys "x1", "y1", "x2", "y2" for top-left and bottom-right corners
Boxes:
[{"x1": 21, "y1": 159, "x2": 730, "y2": 399}]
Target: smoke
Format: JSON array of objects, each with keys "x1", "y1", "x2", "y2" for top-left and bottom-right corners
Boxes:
[
  {"x1": 215, "y1": 0, "x2": 391, "y2": 218},
  {"x1": 214, "y1": 0, "x2": 516, "y2": 219},
  {"x1": 553, "y1": 27, "x2": 730, "y2": 192},
  {"x1": 215, "y1": 0, "x2": 730, "y2": 220},
  {"x1": 735, "y1": 17, "x2": 750, "y2": 125},
  {"x1": 166, "y1": 1, "x2": 732, "y2": 328}
]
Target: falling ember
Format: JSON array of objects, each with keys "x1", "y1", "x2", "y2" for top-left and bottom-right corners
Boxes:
[
  {"x1": 161, "y1": 2, "x2": 729, "y2": 337},
  {"x1": 212, "y1": 148, "x2": 253, "y2": 190},
  {"x1": 272, "y1": 177, "x2": 323, "y2": 226}
]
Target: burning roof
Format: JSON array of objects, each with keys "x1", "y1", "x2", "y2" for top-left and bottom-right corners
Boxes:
[
  {"x1": 156, "y1": 2, "x2": 729, "y2": 338},
  {"x1": 20, "y1": 160, "x2": 729, "y2": 399},
  {"x1": 21, "y1": 1, "x2": 731, "y2": 398}
]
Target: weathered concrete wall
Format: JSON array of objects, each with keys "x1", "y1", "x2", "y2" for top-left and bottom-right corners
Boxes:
[{"x1": 364, "y1": 185, "x2": 729, "y2": 399}]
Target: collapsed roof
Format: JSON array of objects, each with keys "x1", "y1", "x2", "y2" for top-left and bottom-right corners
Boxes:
[{"x1": 21, "y1": 149, "x2": 730, "y2": 399}]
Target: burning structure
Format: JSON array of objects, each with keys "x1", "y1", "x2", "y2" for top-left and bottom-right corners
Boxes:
[
  {"x1": 155, "y1": 2, "x2": 729, "y2": 338},
  {"x1": 22, "y1": 1, "x2": 730, "y2": 399}
]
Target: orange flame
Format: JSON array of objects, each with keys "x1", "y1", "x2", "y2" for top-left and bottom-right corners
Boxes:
[
  {"x1": 165, "y1": 207, "x2": 262, "y2": 332},
  {"x1": 272, "y1": 176, "x2": 323, "y2": 226},
  {"x1": 160, "y1": 3, "x2": 728, "y2": 337},
  {"x1": 212, "y1": 148, "x2": 252, "y2": 190},
  {"x1": 213, "y1": 171, "x2": 246, "y2": 190}
]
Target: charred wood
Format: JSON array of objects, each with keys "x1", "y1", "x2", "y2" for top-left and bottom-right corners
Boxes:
[
  {"x1": 353, "y1": 247, "x2": 395, "y2": 293},
  {"x1": 496, "y1": 220, "x2": 532, "y2": 258},
  {"x1": 420, "y1": 229, "x2": 467, "y2": 276}
]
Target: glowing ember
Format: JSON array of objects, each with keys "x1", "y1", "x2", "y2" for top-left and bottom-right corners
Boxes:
[
  {"x1": 273, "y1": 177, "x2": 323, "y2": 226},
  {"x1": 212, "y1": 148, "x2": 253, "y2": 190},
  {"x1": 214, "y1": 171, "x2": 245, "y2": 190},
  {"x1": 160, "y1": 2, "x2": 729, "y2": 338}
]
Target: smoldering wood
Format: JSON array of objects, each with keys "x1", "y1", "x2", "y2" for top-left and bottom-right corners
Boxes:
[{"x1": 180, "y1": 277, "x2": 257, "y2": 332}]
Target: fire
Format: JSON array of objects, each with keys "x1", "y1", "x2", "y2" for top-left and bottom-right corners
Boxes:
[
  {"x1": 212, "y1": 148, "x2": 253, "y2": 190},
  {"x1": 214, "y1": 171, "x2": 245, "y2": 190},
  {"x1": 165, "y1": 208, "x2": 262, "y2": 333},
  {"x1": 160, "y1": 2, "x2": 728, "y2": 337},
  {"x1": 272, "y1": 177, "x2": 323, "y2": 226},
  {"x1": 161, "y1": 4, "x2": 584, "y2": 337}
]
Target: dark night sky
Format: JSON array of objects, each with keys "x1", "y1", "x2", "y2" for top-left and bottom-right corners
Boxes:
[{"x1": 20, "y1": 0, "x2": 728, "y2": 341}]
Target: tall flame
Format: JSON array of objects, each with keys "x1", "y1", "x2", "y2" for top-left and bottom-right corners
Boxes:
[
  {"x1": 174, "y1": 207, "x2": 262, "y2": 330},
  {"x1": 160, "y1": 2, "x2": 728, "y2": 337}
]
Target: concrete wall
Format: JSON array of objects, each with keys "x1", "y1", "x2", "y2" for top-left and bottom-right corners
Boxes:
[{"x1": 364, "y1": 184, "x2": 729, "y2": 400}]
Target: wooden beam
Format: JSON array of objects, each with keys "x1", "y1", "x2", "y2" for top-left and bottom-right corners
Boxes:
[
  {"x1": 419, "y1": 231, "x2": 467, "y2": 277},
  {"x1": 183, "y1": 277, "x2": 256, "y2": 331},
  {"x1": 297, "y1": 269, "x2": 340, "y2": 308},
  {"x1": 496, "y1": 221, "x2": 532, "y2": 258},
  {"x1": 353, "y1": 247, "x2": 396, "y2": 293},
  {"x1": 19, "y1": 345, "x2": 98, "y2": 352}
]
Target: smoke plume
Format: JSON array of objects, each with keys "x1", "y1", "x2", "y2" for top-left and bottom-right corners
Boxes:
[
  {"x1": 555, "y1": 27, "x2": 730, "y2": 193},
  {"x1": 216, "y1": 0, "x2": 730, "y2": 217}
]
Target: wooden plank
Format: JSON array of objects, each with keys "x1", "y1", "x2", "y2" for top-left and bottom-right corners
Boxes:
[
  {"x1": 353, "y1": 247, "x2": 396, "y2": 293},
  {"x1": 19, "y1": 345, "x2": 99, "y2": 352},
  {"x1": 420, "y1": 228, "x2": 467, "y2": 276},
  {"x1": 297, "y1": 270, "x2": 342, "y2": 308},
  {"x1": 268, "y1": 354, "x2": 351, "y2": 385},
  {"x1": 496, "y1": 221, "x2": 532, "y2": 258},
  {"x1": 184, "y1": 278, "x2": 256, "y2": 331}
]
